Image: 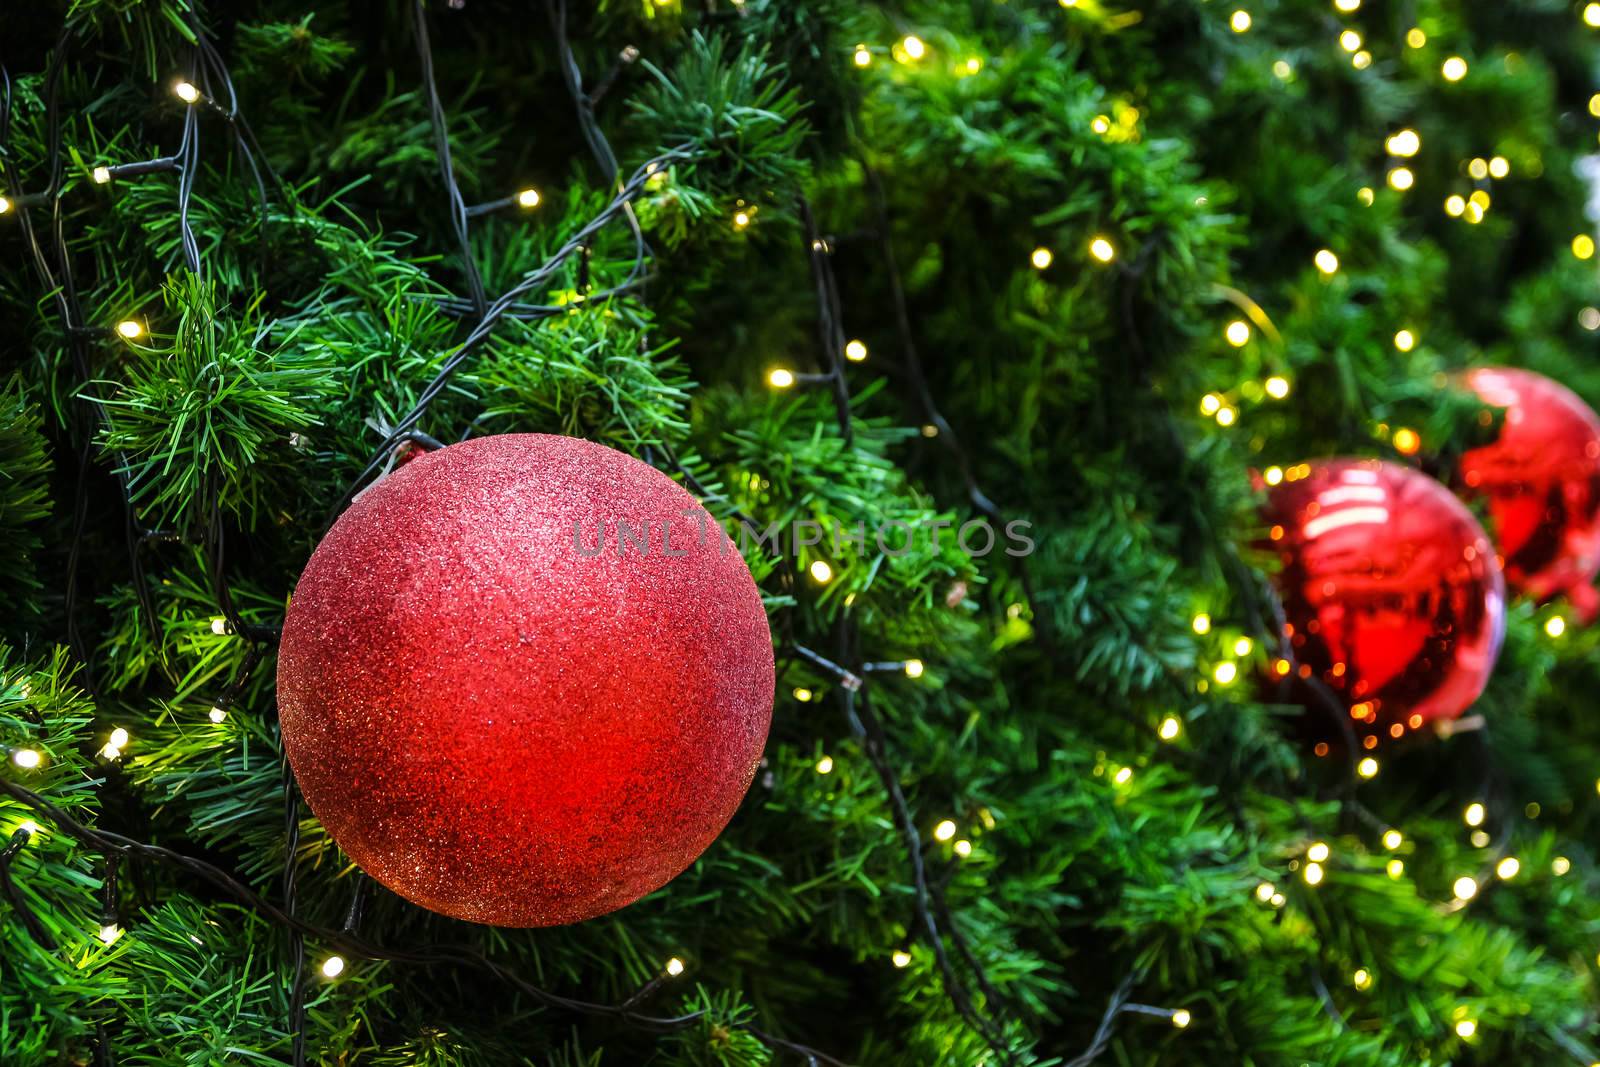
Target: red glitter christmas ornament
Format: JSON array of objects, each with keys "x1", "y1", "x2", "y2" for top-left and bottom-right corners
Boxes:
[
  {"x1": 1261, "y1": 459, "x2": 1505, "y2": 740},
  {"x1": 277, "y1": 434, "x2": 775, "y2": 927},
  {"x1": 1457, "y1": 367, "x2": 1600, "y2": 618}
]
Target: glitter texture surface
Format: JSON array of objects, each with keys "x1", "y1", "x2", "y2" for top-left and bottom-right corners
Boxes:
[
  {"x1": 277, "y1": 434, "x2": 775, "y2": 927},
  {"x1": 1262, "y1": 458, "x2": 1505, "y2": 737},
  {"x1": 1458, "y1": 367, "x2": 1600, "y2": 608}
]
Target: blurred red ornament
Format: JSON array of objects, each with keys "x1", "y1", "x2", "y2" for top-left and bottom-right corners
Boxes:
[
  {"x1": 1458, "y1": 367, "x2": 1600, "y2": 618},
  {"x1": 278, "y1": 434, "x2": 774, "y2": 927},
  {"x1": 1261, "y1": 459, "x2": 1504, "y2": 739}
]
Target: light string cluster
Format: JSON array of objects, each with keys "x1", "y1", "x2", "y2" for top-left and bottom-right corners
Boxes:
[{"x1": 0, "y1": 3, "x2": 1090, "y2": 1065}]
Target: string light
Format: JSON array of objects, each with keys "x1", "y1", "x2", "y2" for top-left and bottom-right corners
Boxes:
[
  {"x1": 1351, "y1": 51, "x2": 1371, "y2": 70},
  {"x1": 517, "y1": 188, "x2": 541, "y2": 208},
  {"x1": 1031, "y1": 247, "x2": 1054, "y2": 270},
  {"x1": 1233, "y1": 637, "x2": 1253, "y2": 656},
  {"x1": 665, "y1": 956, "x2": 686, "y2": 976},
  {"x1": 1453, "y1": 876, "x2": 1478, "y2": 901},
  {"x1": 933, "y1": 819, "x2": 957, "y2": 842},
  {"x1": 1442, "y1": 57, "x2": 1468, "y2": 82},
  {"x1": 1467, "y1": 158, "x2": 1489, "y2": 180},
  {"x1": 11, "y1": 748, "x2": 42, "y2": 769},
  {"x1": 1357, "y1": 186, "x2": 1374, "y2": 205},
  {"x1": 1113, "y1": 766, "x2": 1134, "y2": 785},
  {"x1": 1225, "y1": 320, "x2": 1251, "y2": 346},
  {"x1": 1314, "y1": 249, "x2": 1339, "y2": 274},
  {"x1": 1573, "y1": 234, "x2": 1596, "y2": 260},
  {"x1": 1307, "y1": 842, "x2": 1330, "y2": 863},
  {"x1": 892, "y1": 949, "x2": 912, "y2": 968},
  {"x1": 1263, "y1": 466, "x2": 1284, "y2": 485},
  {"x1": 962, "y1": 56, "x2": 983, "y2": 75},
  {"x1": 793, "y1": 687, "x2": 813, "y2": 702},
  {"x1": 732, "y1": 210, "x2": 752, "y2": 230},
  {"x1": 1394, "y1": 329, "x2": 1416, "y2": 351},
  {"x1": 209, "y1": 706, "x2": 228, "y2": 724},
  {"x1": 1170, "y1": 1009, "x2": 1192, "y2": 1029},
  {"x1": 115, "y1": 319, "x2": 144, "y2": 339},
  {"x1": 1445, "y1": 194, "x2": 1466, "y2": 217},
  {"x1": 1392, "y1": 427, "x2": 1421, "y2": 455},
  {"x1": 1553, "y1": 856, "x2": 1572, "y2": 875},
  {"x1": 1454, "y1": 1019, "x2": 1477, "y2": 1039},
  {"x1": 1230, "y1": 10, "x2": 1252, "y2": 32},
  {"x1": 953, "y1": 839, "x2": 973, "y2": 858},
  {"x1": 98, "y1": 923, "x2": 123, "y2": 945},
  {"x1": 1488, "y1": 156, "x2": 1510, "y2": 178},
  {"x1": 1587, "y1": 3, "x2": 1600, "y2": 27},
  {"x1": 1387, "y1": 168, "x2": 1414, "y2": 191},
  {"x1": 1387, "y1": 858, "x2": 1405, "y2": 878},
  {"x1": 321, "y1": 955, "x2": 346, "y2": 978},
  {"x1": 1303, "y1": 862, "x2": 1325, "y2": 885},
  {"x1": 1212, "y1": 661, "x2": 1238, "y2": 685},
  {"x1": 1088, "y1": 237, "x2": 1116, "y2": 263},
  {"x1": 1495, "y1": 857, "x2": 1520, "y2": 880},
  {"x1": 1383, "y1": 830, "x2": 1403, "y2": 849},
  {"x1": 853, "y1": 45, "x2": 872, "y2": 68},
  {"x1": 1470, "y1": 829, "x2": 1490, "y2": 848},
  {"x1": 1091, "y1": 115, "x2": 1111, "y2": 135},
  {"x1": 1334, "y1": 0, "x2": 1360, "y2": 10},
  {"x1": 173, "y1": 80, "x2": 201, "y2": 104},
  {"x1": 1274, "y1": 60, "x2": 1293, "y2": 80},
  {"x1": 1199, "y1": 394, "x2": 1223, "y2": 416},
  {"x1": 1545, "y1": 616, "x2": 1567, "y2": 638},
  {"x1": 899, "y1": 35, "x2": 926, "y2": 61},
  {"x1": 768, "y1": 368, "x2": 795, "y2": 388},
  {"x1": 1357, "y1": 757, "x2": 1378, "y2": 778},
  {"x1": 903, "y1": 659, "x2": 925, "y2": 679},
  {"x1": 1385, "y1": 129, "x2": 1421, "y2": 157},
  {"x1": 92, "y1": 166, "x2": 111, "y2": 184},
  {"x1": 1255, "y1": 882, "x2": 1275, "y2": 902},
  {"x1": 815, "y1": 755, "x2": 833, "y2": 774},
  {"x1": 19, "y1": 820, "x2": 40, "y2": 837},
  {"x1": 844, "y1": 339, "x2": 868, "y2": 362},
  {"x1": 808, "y1": 560, "x2": 833, "y2": 583},
  {"x1": 1215, "y1": 405, "x2": 1237, "y2": 427},
  {"x1": 1191, "y1": 612, "x2": 1212, "y2": 634},
  {"x1": 1407, "y1": 28, "x2": 1427, "y2": 48},
  {"x1": 1158, "y1": 716, "x2": 1181, "y2": 741},
  {"x1": 1352, "y1": 968, "x2": 1372, "y2": 990},
  {"x1": 1463, "y1": 802, "x2": 1485, "y2": 827}
]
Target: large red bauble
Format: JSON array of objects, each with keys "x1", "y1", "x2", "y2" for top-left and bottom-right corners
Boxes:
[
  {"x1": 1262, "y1": 459, "x2": 1504, "y2": 738},
  {"x1": 277, "y1": 434, "x2": 774, "y2": 927},
  {"x1": 1458, "y1": 367, "x2": 1600, "y2": 613}
]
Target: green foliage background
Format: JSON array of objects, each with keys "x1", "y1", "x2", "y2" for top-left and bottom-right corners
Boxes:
[{"x1": 4, "y1": 0, "x2": 1600, "y2": 1063}]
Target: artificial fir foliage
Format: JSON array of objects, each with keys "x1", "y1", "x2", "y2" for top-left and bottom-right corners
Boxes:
[{"x1": 3, "y1": 1, "x2": 1600, "y2": 1064}]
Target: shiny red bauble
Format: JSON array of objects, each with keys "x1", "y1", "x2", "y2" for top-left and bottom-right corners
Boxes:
[
  {"x1": 1458, "y1": 367, "x2": 1600, "y2": 614},
  {"x1": 277, "y1": 434, "x2": 774, "y2": 927},
  {"x1": 1261, "y1": 459, "x2": 1505, "y2": 739}
]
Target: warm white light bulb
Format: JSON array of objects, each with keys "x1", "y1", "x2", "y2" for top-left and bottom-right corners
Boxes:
[
  {"x1": 665, "y1": 956, "x2": 686, "y2": 976},
  {"x1": 933, "y1": 819, "x2": 957, "y2": 842},
  {"x1": 1158, "y1": 716, "x2": 1181, "y2": 741},
  {"x1": 321, "y1": 955, "x2": 346, "y2": 978},
  {"x1": 1031, "y1": 247, "x2": 1054, "y2": 270},
  {"x1": 904, "y1": 659, "x2": 925, "y2": 679},
  {"x1": 209, "y1": 706, "x2": 228, "y2": 724},
  {"x1": 517, "y1": 188, "x2": 541, "y2": 208},
  {"x1": 1453, "y1": 876, "x2": 1478, "y2": 901},
  {"x1": 844, "y1": 339, "x2": 868, "y2": 362},
  {"x1": 815, "y1": 755, "x2": 834, "y2": 774},
  {"x1": 1171, "y1": 1008, "x2": 1192, "y2": 1029},
  {"x1": 1314, "y1": 249, "x2": 1340, "y2": 274},
  {"x1": 109, "y1": 727, "x2": 130, "y2": 749},
  {"x1": 1088, "y1": 237, "x2": 1116, "y2": 263},
  {"x1": 11, "y1": 748, "x2": 41, "y2": 769},
  {"x1": 92, "y1": 166, "x2": 111, "y2": 184},
  {"x1": 116, "y1": 320, "x2": 143, "y2": 339},
  {"x1": 173, "y1": 81, "x2": 200, "y2": 104},
  {"x1": 809, "y1": 560, "x2": 833, "y2": 583}
]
